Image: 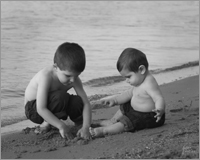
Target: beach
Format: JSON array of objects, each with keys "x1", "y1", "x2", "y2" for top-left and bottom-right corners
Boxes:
[
  {"x1": 1, "y1": 75, "x2": 199, "y2": 159},
  {"x1": 1, "y1": 1, "x2": 199, "y2": 130},
  {"x1": 1, "y1": 1, "x2": 199, "y2": 159}
]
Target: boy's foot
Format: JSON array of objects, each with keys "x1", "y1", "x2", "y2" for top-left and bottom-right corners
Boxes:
[
  {"x1": 34, "y1": 121, "x2": 51, "y2": 134},
  {"x1": 89, "y1": 127, "x2": 105, "y2": 138}
]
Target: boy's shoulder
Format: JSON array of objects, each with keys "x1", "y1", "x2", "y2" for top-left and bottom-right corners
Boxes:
[{"x1": 34, "y1": 65, "x2": 55, "y2": 83}]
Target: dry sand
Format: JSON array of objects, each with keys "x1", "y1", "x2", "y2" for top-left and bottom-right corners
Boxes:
[{"x1": 1, "y1": 75, "x2": 199, "y2": 159}]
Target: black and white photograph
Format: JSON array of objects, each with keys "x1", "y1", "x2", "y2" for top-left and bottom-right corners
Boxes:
[{"x1": 1, "y1": 1, "x2": 199, "y2": 159}]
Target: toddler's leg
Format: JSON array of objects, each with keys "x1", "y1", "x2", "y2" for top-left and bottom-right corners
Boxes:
[
  {"x1": 100, "y1": 109, "x2": 123, "y2": 126},
  {"x1": 90, "y1": 122, "x2": 124, "y2": 138}
]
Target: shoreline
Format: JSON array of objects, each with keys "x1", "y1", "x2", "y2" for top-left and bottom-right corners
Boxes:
[
  {"x1": 1, "y1": 74, "x2": 199, "y2": 159},
  {"x1": 1, "y1": 65, "x2": 199, "y2": 135},
  {"x1": 83, "y1": 60, "x2": 199, "y2": 87}
]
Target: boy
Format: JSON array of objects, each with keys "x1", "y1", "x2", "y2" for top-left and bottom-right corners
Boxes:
[
  {"x1": 24, "y1": 42, "x2": 91, "y2": 140},
  {"x1": 90, "y1": 48, "x2": 165, "y2": 137}
]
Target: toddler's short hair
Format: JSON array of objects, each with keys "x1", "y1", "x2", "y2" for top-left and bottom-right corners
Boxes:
[
  {"x1": 54, "y1": 42, "x2": 86, "y2": 73},
  {"x1": 117, "y1": 48, "x2": 149, "y2": 72}
]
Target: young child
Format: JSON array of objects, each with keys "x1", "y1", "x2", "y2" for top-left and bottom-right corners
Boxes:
[
  {"x1": 24, "y1": 42, "x2": 91, "y2": 140},
  {"x1": 90, "y1": 48, "x2": 165, "y2": 137}
]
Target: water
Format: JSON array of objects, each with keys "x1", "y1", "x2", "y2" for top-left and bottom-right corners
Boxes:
[{"x1": 1, "y1": 1, "x2": 199, "y2": 128}]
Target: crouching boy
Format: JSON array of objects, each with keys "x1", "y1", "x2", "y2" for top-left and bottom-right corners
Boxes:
[{"x1": 24, "y1": 42, "x2": 91, "y2": 140}]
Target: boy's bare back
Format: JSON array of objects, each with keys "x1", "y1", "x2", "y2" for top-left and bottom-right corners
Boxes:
[{"x1": 24, "y1": 65, "x2": 72, "y2": 105}]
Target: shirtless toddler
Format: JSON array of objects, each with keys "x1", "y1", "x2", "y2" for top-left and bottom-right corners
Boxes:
[{"x1": 90, "y1": 48, "x2": 165, "y2": 137}]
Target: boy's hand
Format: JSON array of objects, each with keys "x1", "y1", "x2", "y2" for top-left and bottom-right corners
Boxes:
[
  {"x1": 59, "y1": 123, "x2": 74, "y2": 140},
  {"x1": 152, "y1": 109, "x2": 164, "y2": 123},
  {"x1": 77, "y1": 127, "x2": 91, "y2": 140},
  {"x1": 100, "y1": 98, "x2": 116, "y2": 107}
]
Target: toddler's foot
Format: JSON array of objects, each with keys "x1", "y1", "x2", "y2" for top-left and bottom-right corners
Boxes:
[
  {"x1": 34, "y1": 121, "x2": 51, "y2": 134},
  {"x1": 89, "y1": 127, "x2": 105, "y2": 138}
]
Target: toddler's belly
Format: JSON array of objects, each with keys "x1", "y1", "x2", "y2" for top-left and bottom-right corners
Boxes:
[{"x1": 131, "y1": 97, "x2": 155, "y2": 112}]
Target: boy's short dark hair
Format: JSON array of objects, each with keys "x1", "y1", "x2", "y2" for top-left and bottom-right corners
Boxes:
[
  {"x1": 117, "y1": 48, "x2": 149, "y2": 72},
  {"x1": 54, "y1": 42, "x2": 86, "y2": 73}
]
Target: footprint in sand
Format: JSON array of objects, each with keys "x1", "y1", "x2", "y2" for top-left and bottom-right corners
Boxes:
[{"x1": 170, "y1": 108, "x2": 183, "y2": 112}]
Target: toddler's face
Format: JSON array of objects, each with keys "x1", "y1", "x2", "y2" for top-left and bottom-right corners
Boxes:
[
  {"x1": 56, "y1": 67, "x2": 80, "y2": 86},
  {"x1": 120, "y1": 68, "x2": 144, "y2": 87}
]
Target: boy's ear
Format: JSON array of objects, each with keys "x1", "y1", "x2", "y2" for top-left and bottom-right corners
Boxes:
[
  {"x1": 138, "y1": 65, "x2": 146, "y2": 74},
  {"x1": 53, "y1": 63, "x2": 58, "y2": 68},
  {"x1": 53, "y1": 63, "x2": 58, "y2": 71}
]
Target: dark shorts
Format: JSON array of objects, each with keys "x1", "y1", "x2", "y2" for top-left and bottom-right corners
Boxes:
[
  {"x1": 25, "y1": 90, "x2": 83, "y2": 124},
  {"x1": 118, "y1": 102, "x2": 165, "y2": 132}
]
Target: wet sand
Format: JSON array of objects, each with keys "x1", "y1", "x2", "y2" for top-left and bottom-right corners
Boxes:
[{"x1": 1, "y1": 75, "x2": 199, "y2": 159}]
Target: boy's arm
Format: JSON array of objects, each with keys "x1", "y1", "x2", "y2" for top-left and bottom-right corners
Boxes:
[
  {"x1": 36, "y1": 74, "x2": 67, "y2": 131},
  {"x1": 73, "y1": 77, "x2": 91, "y2": 129}
]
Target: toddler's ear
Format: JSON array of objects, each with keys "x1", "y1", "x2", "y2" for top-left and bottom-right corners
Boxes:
[{"x1": 138, "y1": 65, "x2": 146, "y2": 74}]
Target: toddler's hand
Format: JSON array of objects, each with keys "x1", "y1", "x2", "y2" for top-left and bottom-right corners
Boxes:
[
  {"x1": 100, "y1": 98, "x2": 116, "y2": 107},
  {"x1": 152, "y1": 109, "x2": 164, "y2": 123}
]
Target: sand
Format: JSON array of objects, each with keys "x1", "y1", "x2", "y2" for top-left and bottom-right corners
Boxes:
[{"x1": 1, "y1": 75, "x2": 199, "y2": 159}]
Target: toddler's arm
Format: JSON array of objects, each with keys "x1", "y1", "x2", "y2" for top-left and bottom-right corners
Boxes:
[
  {"x1": 146, "y1": 77, "x2": 165, "y2": 122},
  {"x1": 113, "y1": 88, "x2": 133, "y2": 105},
  {"x1": 99, "y1": 88, "x2": 133, "y2": 107}
]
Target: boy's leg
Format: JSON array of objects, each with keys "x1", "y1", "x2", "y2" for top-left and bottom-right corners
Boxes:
[
  {"x1": 47, "y1": 90, "x2": 70, "y2": 120},
  {"x1": 90, "y1": 122, "x2": 124, "y2": 137},
  {"x1": 36, "y1": 90, "x2": 71, "y2": 133},
  {"x1": 66, "y1": 95, "x2": 84, "y2": 126},
  {"x1": 25, "y1": 100, "x2": 51, "y2": 134},
  {"x1": 25, "y1": 100, "x2": 44, "y2": 124},
  {"x1": 26, "y1": 90, "x2": 71, "y2": 133},
  {"x1": 99, "y1": 109, "x2": 123, "y2": 126}
]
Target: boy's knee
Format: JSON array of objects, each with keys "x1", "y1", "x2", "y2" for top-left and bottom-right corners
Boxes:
[
  {"x1": 68, "y1": 95, "x2": 84, "y2": 113},
  {"x1": 47, "y1": 90, "x2": 71, "y2": 112},
  {"x1": 67, "y1": 95, "x2": 84, "y2": 123},
  {"x1": 25, "y1": 100, "x2": 44, "y2": 124},
  {"x1": 69, "y1": 95, "x2": 83, "y2": 106}
]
